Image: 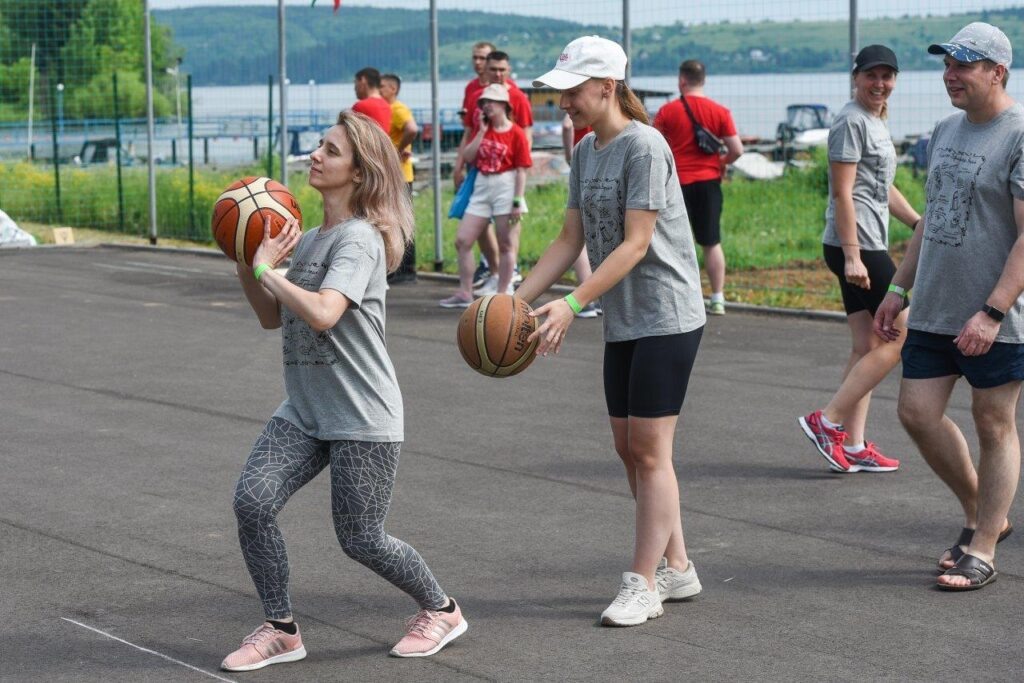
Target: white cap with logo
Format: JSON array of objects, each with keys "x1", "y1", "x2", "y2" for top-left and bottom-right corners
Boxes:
[
  {"x1": 928, "y1": 22, "x2": 1013, "y2": 69},
  {"x1": 532, "y1": 36, "x2": 627, "y2": 90}
]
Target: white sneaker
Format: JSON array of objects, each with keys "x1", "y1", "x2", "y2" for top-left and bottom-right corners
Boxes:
[
  {"x1": 600, "y1": 572, "x2": 663, "y2": 626},
  {"x1": 655, "y1": 558, "x2": 702, "y2": 601},
  {"x1": 473, "y1": 275, "x2": 498, "y2": 296}
]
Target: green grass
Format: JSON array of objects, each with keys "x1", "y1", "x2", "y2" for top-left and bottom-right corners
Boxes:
[{"x1": 2, "y1": 155, "x2": 926, "y2": 278}]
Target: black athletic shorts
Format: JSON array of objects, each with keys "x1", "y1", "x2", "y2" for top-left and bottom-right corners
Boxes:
[
  {"x1": 681, "y1": 180, "x2": 723, "y2": 247},
  {"x1": 823, "y1": 244, "x2": 905, "y2": 316},
  {"x1": 603, "y1": 327, "x2": 704, "y2": 418}
]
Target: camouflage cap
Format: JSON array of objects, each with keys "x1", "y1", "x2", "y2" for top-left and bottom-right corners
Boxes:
[{"x1": 928, "y1": 22, "x2": 1012, "y2": 68}]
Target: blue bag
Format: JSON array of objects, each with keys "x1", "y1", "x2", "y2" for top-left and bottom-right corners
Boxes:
[{"x1": 448, "y1": 166, "x2": 478, "y2": 219}]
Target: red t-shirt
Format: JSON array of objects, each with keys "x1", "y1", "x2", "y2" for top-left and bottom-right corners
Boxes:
[
  {"x1": 654, "y1": 96, "x2": 737, "y2": 184},
  {"x1": 573, "y1": 126, "x2": 592, "y2": 146},
  {"x1": 352, "y1": 96, "x2": 392, "y2": 132},
  {"x1": 462, "y1": 79, "x2": 531, "y2": 130},
  {"x1": 474, "y1": 124, "x2": 532, "y2": 175}
]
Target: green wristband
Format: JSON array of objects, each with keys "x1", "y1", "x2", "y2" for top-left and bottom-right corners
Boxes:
[
  {"x1": 887, "y1": 283, "x2": 907, "y2": 297},
  {"x1": 564, "y1": 293, "x2": 583, "y2": 315},
  {"x1": 253, "y1": 263, "x2": 272, "y2": 281}
]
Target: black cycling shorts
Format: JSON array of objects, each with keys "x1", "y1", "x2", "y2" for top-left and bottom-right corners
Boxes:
[
  {"x1": 823, "y1": 243, "x2": 901, "y2": 316},
  {"x1": 603, "y1": 327, "x2": 704, "y2": 418}
]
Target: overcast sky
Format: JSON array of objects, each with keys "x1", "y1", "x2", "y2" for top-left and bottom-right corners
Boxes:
[{"x1": 149, "y1": 0, "x2": 1013, "y2": 29}]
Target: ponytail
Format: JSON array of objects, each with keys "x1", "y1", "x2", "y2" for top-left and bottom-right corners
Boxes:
[{"x1": 615, "y1": 82, "x2": 649, "y2": 124}]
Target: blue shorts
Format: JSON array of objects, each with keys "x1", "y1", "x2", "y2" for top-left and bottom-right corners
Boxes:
[{"x1": 901, "y1": 329, "x2": 1024, "y2": 389}]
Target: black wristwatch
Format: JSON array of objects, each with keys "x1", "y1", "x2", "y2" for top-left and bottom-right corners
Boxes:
[{"x1": 982, "y1": 304, "x2": 1006, "y2": 323}]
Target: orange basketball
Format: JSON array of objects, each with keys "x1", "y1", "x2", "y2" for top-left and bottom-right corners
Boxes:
[
  {"x1": 211, "y1": 176, "x2": 302, "y2": 266},
  {"x1": 457, "y1": 294, "x2": 539, "y2": 378}
]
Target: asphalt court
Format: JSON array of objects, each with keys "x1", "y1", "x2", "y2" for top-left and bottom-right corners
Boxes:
[{"x1": 2, "y1": 245, "x2": 1023, "y2": 682}]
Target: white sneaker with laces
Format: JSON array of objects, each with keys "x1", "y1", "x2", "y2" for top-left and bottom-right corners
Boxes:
[
  {"x1": 655, "y1": 558, "x2": 702, "y2": 601},
  {"x1": 600, "y1": 572, "x2": 663, "y2": 626},
  {"x1": 473, "y1": 275, "x2": 498, "y2": 296}
]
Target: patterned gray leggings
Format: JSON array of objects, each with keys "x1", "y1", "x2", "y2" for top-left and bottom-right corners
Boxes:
[{"x1": 233, "y1": 417, "x2": 447, "y2": 619}]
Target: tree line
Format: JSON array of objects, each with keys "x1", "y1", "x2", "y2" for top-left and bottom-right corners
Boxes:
[{"x1": 0, "y1": 0, "x2": 180, "y2": 122}]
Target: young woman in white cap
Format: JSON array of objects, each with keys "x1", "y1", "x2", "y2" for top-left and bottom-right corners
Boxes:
[
  {"x1": 440, "y1": 82, "x2": 532, "y2": 308},
  {"x1": 797, "y1": 45, "x2": 922, "y2": 475},
  {"x1": 516, "y1": 36, "x2": 707, "y2": 626}
]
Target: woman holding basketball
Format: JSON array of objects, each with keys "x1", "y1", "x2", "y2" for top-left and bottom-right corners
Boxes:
[
  {"x1": 516, "y1": 36, "x2": 706, "y2": 626},
  {"x1": 797, "y1": 45, "x2": 921, "y2": 475},
  {"x1": 222, "y1": 110, "x2": 466, "y2": 671},
  {"x1": 440, "y1": 83, "x2": 532, "y2": 308}
]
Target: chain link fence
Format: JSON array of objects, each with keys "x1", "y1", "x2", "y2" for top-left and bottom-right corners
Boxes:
[{"x1": 0, "y1": 0, "x2": 1013, "y2": 307}]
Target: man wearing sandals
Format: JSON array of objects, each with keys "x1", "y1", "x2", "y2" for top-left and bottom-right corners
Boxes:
[{"x1": 875, "y1": 22, "x2": 1024, "y2": 591}]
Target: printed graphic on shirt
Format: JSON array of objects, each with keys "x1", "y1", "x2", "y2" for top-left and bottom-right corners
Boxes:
[
  {"x1": 925, "y1": 147, "x2": 984, "y2": 248},
  {"x1": 282, "y1": 257, "x2": 342, "y2": 366},
  {"x1": 476, "y1": 137, "x2": 510, "y2": 174},
  {"x1": 580, "y1": 176, "x2": 624, "y2": 264}
]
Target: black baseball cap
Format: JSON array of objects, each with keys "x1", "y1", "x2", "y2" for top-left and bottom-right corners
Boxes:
[{"x1": 853, "y1": 44, "x2": 899, "y2": 73}]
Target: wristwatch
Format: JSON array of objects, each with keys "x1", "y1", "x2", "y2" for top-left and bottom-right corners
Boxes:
[{"x1": 982, "y1": 304, "x2": 1006, "y2": 323}]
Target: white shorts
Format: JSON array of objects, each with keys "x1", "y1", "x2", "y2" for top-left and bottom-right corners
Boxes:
[{"x1": 465, "y1": 170, "x2": 518, "y2": 219}]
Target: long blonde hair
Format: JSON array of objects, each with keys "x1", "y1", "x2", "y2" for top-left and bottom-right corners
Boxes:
[{"x1": 334, "y1": 110, "x2": 414, "y2": 272}]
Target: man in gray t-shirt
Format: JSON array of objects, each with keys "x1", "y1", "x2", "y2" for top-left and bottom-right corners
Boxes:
[{"x1": 875, "y1": 22, "x2": 1024, "y2": 591}]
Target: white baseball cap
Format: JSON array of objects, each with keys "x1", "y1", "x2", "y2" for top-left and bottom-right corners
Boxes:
[
  {"x1": 478, "y1": 83, "x2": 510, "y2": 103},
  {"x1": 532, "y1": 36, "x2": 627, "y2": 90},
  {"x1": 928, "y1": 22, "x2": 1012, "y2": 68}
]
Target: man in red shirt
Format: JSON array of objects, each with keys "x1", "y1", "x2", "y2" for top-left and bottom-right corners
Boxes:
[
  {"x1": 351, "y1": 67, "x2": 392, "y2": 132},
  {"x1": 654, "y1": 59, "x2": 743, "y2": 315}
]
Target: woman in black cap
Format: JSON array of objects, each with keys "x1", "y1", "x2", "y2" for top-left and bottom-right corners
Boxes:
[{"x1": 797, "y1": 45, "x2": 922, "y2": 475}]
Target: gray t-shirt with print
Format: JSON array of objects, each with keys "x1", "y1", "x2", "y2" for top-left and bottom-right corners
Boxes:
[
  {"x1": 909, "y1": 104, "x2": 1024, "y2": 343},
  {"x1": 823, "y1": 101, "x2": 898, "y2": 251},
  {"x1": 567, "y1": 121, "x2": 706, "y2": 342},
  {"x1": 272, "y1": 219, "x2": 403, "y2": 441}
]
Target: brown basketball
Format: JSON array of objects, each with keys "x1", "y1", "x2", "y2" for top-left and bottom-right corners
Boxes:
[
  {"x1": 211, "y1": 176, "x2": 302, "y2": 266},
  {"x1": 457, "y1": 294, "x2": 539, "y2": 378}
]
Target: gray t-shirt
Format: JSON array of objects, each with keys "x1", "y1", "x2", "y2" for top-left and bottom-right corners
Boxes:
[
  {"x1": 567, "y1": 121, "x2": 706, "y2": 342},
  {"x1": 823, "y1": 101, "x2": 897, "y2": 251},
  {"x1": 909, "y1": 104, "x2": 1024, "y2": 343},
  {"x1": 272, "y1": 219, "x2": 403, "y2": 441}
]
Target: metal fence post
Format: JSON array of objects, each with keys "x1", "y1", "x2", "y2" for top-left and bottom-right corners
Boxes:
[
  {"x1": 188, "y1": 74, "x2": 196, "y2": 237},
  {"x1": 113, "y1": 73, "x2": 126, "y2": 233},
  {"x1": 144, "y1": 0, "x2": 158, "y2": 244},
  {"x1": 623, "y1": 0, "x2": 631, "y2": 84},
  {"x1": 278, "y1": 0, "x2": 288, "y2": 186},
  {"x1": 267, "y1": 75, "x2": 274, "y2": 178},
  {"x1": 50, "y1": 82, "x2": 62, "y2": 225},
  {"x1": 430, "y1": 0, "x2": 443, "y2": 272}
]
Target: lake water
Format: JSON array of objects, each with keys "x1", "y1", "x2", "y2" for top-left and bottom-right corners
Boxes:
[
  {"x1": 5, "y1": 69, "x2": 1012, "y2": 166},
  {"x1": 191, "y1": 68, "x2": 1021, "y2": 141}
]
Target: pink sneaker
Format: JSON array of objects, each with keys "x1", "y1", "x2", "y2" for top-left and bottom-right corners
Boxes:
[
  {"x1": 389, "y1": 599, "x2": 468, "y2": 657},
  {"x1": 221, "y1": 623, "x2": 306, "y2": 672},
  {"x1": 798, "y1": 410, "x2": 851, "y2": 472},
  {"x1": 844, "y1": 442, "x2": 900, "y2": 472}
]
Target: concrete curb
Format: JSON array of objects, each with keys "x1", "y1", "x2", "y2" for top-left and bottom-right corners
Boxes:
[{"x1": 79, "y1": 242, "x2": 845, "y2": 323}]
